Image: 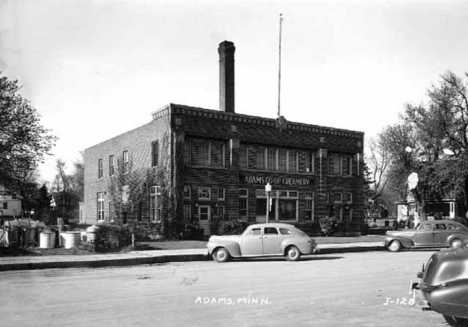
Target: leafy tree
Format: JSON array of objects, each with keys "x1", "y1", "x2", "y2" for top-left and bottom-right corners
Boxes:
[
  {"x1": 383, "y1": 71, "x2": 468, "y2": 219},
  {"x1": 0, "y1": 73, "x2": 56, "y2": 191},
  {"x1": 71, "y1": 152, "x2": 84, "y2": 202}
]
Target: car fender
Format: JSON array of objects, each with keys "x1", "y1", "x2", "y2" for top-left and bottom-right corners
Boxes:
[
  {"x1": 385, "y1": 236, "x2": 414, "y2": 248},
  {"x1": 208, "y1": 240, "x2": 241, "y2": 257},
  {"x1": 281, "y1": 237, "x2": 312, "y2": 254}
]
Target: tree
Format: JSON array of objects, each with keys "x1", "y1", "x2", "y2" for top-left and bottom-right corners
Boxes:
[
  {"x1": 0, "y1": 72, "x2": 56, "y2": 191},
  {"x1": 383, "y1": 71, "x2": 468, "y2": 219},
  {"x1": 70, "y1": 152, "x2": 84, "y2": 202}
]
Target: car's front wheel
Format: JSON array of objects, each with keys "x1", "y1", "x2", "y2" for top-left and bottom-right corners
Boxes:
[
  {"x1": 450, "y1": 239, "x2": 463, "y2": 249},
  {"x1": 285, "y1": 246, "x2": 301, "y2": 261},
  {"x1": 388, "y1": 240, "x2": 401, "y2": 252},
  {"x1": 212, "y1": 247, "x2": 230, "y2": 263},
  {"x1": 444, "y1": 315, "x2": 468, "y2": 327}
]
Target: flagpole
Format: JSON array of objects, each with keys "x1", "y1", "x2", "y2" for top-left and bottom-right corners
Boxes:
[{"x1": 277, "y1": 13, "x2": 283, "y2": 118}]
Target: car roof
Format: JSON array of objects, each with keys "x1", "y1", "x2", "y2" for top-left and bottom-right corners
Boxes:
[
  {"x1": 422, "y1": 220, "x2": 460, "y2": 225},
  {"x1": 247, "y1": 223, "x2": 297, "y2": 229}
]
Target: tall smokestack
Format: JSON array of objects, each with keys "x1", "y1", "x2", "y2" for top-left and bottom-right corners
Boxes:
[{"x1": 218, "y1": 41, "x2": 235, "y2": 113}]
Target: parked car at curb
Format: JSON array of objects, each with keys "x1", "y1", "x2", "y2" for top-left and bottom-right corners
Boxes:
[
  {"x1": 207, "y1": 223, "x2": 319, "y2": 262},
  {"x1": 411, "y1": 247, "x2": 468, "y2": 327},
  {"x1": 384, "y1": 220, "x2": 468, "y2": 252}
]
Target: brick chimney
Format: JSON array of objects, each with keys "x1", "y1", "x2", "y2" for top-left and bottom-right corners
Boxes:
[{"x1": 218, "y1": 41, "x2": 235, "y2": 113}]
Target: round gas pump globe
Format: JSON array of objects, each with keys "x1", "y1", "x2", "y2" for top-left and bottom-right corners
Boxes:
[{"x1": 408, "y1": 172, "x2": 419, "y2": 190}]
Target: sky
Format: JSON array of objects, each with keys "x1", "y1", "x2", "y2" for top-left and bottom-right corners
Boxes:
[{"x1": 1, "y1": 0, "x2": 468, "y2": 184}]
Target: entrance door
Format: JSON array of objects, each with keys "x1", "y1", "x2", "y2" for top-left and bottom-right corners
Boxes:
[{"x1": 198, "y1": 205, "x2": 211, "y2": 236}]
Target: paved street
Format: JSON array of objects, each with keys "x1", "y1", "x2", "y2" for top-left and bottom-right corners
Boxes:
[{"x1": 0, "y1": 251, "x2": 446, "y2": 327}]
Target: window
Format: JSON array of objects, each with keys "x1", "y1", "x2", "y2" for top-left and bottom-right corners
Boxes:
[
  {"x1": 256, "y1": 147, "x2": 266, "y2": 170},
  {"x1": 183, "y1": 186, "x2": 191, "y2": 199},
  {"x1": 288, "y1": 150, "x2": 298, "y2": 172},
  {"x1": 267, "y1": 148, "x2": 276, "y2": 171},
  {"x1": 239, "y1": 188, "x2": 248, "y2": 218},
  {"x1": 211, "y1": 142, "x2": 225, "y2": 167},
  {"x1": 279, "y1": 228, "x2": 292, "y2": 235},
  {"x1": 183, "y1": 204, "x2": 191, "y2": 220},
  {"x1": 109, "y1": 202, "x2": 115, "y2": 222},
  {"x1": 97, "y1": 192, "x2": 105, "y2": 221},
  {"x1": 329, "y1": 154, "x2": 340, "y2": 175},
  {"x1": 239, "y1": 145, "x2": 248, "y2": 168},
  {"x1": 305, "y1": 192, "x2": 314, "y2": 221},
  {"x1": 123, "y1": 151, "x2": 129, "y2": 174},
  {"x1": 199, "y1": 141, "x2": 210, "y2": 166},
  {"x1": 278, "y1": 190, "x2": 298, "y2": 221},
  {"x1": 246, "y1": 228, "x2": 261, "y2": 236},
  {"x1": 305, "y1": 152, "x2": 315, "y2": 173},
  {"x1": 198, "y1": 187, "x2": 211, "y2": 200},
  {"x1": 137, "y1": 201, "x2": 142, "y2": 221},
  {"x1": 109, "y1": 155, "x2": 115, "y2": 176},
  {"x1": 2, "y1": 202, "x2": 8, "y2": 210},
  {"x1": 334, "y1": 192, "x2": 342, "y2": 203},
  {"x1": 278, "y1": 149, "x2": 287, "y2": 171},
  {"x1": 218, "y1": 188, "x2": 225, "y2": 201},
  {"x1": 218, "y1": 205, "x2": 225, "y2": 220},
  {"x1": 152, "y1": 141, "x2": 159, "y2": 167},
  {"x1": 342, "y1": 156, "x2": 352, "y2": 176},
  {"x1": 184, "y1": 140, "x2": 191, "y2": 165},
  {"x1": 150, "y1": 186, "x2": 161, "y2": 222},
  {"x1": 98, "y1": 159, "x2": 103, "y2": 179},
  {"x1": 342, "y1": 192, "x2": 352, "y2": 204},
  {"x1": 191, "y1": 139, "x2": 225, "y2": 167},
  {"x1": 264, "y1": 227, "x2": 278, "y2": 235}
]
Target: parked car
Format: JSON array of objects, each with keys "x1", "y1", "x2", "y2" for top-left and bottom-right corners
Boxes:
[
  {"x1": 207, "y1": 223, "x2": 319, "y2": 262},
  {"x1": 411, "y1": 247, "x2": 468, "y2": 327},
  {"x1": 384, "y1": 220, "x2": 468, "y2": 252}
]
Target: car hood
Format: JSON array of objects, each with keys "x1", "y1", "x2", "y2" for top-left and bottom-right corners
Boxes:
[
  {"x1": 208, "y1": 235, "x2": 242, "y2": 242},
  {"x1": 385, "y1": 230, "x2": 415, "y2": 237}
]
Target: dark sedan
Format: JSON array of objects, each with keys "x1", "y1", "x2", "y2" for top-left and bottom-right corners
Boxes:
[
  {"x1": 384, "y1": 220, "x2": 468, "y2": 252},
  {"x1": 412, "y1": 247, "x2": 468, "y2": 327}
]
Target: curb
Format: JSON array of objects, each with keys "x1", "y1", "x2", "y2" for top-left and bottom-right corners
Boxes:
[{"x1": 0, "y1": 246, "x2": 384, "y2": 271}]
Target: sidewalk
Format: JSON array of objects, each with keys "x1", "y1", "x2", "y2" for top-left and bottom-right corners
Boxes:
[{"x1": 0, "y1": 241, "x2": 384, "y2": 271}]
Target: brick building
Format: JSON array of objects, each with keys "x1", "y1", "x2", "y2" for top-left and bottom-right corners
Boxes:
[{"x1": 83, "y1": 41, "x2": 365, "y2": 236}]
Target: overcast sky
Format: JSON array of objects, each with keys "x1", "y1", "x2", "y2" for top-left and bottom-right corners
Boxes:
[{"x1": 1, "y1": 0, "x2": 468, "y2": 184}]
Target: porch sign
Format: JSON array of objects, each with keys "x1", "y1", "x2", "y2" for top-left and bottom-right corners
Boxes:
[{"x1": 241, "y1": 174, "x2": 314, "y2": 187}]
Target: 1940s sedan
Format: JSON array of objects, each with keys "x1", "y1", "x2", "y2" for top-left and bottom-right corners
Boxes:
[
  {"x1": 207, "y1": 223, "x2": 319, "y2": 262},
  {"x1": 384, "y1": 220, "x2": 468, "y2": 252},
  {"x1": 412, "y1": 247, "x2": 468, "y2": 327}
]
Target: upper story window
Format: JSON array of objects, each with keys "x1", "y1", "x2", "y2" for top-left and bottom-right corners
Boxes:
[
  {"x1": 123, "y1": 151, "x2": 129, "y2": 174},
  {"x1": 305, "y1": 152, "x2": 315, "y2": 173},
  {"x1": 278, "y1": 149, "x2": 287, "y2": 172},
  {"x1": 239, "y1": 145, "x2": 248, "y2": 168},
  {"x1": 152, "y1": 141, "x2": 159, "y2": 167},
  {"x1": 328, "y1": 153, "x2": 353, "y2": 176},
  {"x1": 288, "y1": 150, "x2": 298, "y2": 172},
  {"x1": 255, "y1": 147, "x2": 266, "y2": 170},
  {"x1": 342, "y1": 156, "x2": 352, "y2": 176},
  {"x1": 190, "y1": 139, "x2": 225, "y2": 167},
  {"x1": 98, "y1": 159, "x2": 103, "y2": 179},
  {"x1": 267, "y1": 148, "x2": 277, "y2": 171},
  {"x1": 109, "y1": 155, "x2": 115, "y2": 177}
]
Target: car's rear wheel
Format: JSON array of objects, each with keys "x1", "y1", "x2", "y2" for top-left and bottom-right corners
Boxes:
[
  {"x1": 444, "y1": 315, "x2": 468, "y2": 327},
  {"x1": 388, "y1": 240, "x2": 401, "y2": 252},
  {"x1": 285, "y1": 246, "x2": 301, "y2": 261},
  {"x1": 450, "y1": 239, "x2": 463, "y2": 249},
  {"x1": 213, "y1": 247, "x2": 230, "y2": 263}
]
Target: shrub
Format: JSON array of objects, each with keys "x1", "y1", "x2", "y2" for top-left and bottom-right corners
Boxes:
[
  {"x1": 319, "y1": 217, "x2": 338, "y2": 236},
  {"x1": 217, "y1": 220, "x2": 247, "y2": 235},
  {"x1": 166, "y1": 220, "x2": 204, "y2": 240},
  {"x1": 94, "y1": 224, "x2": 132, "y2": 253}
]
